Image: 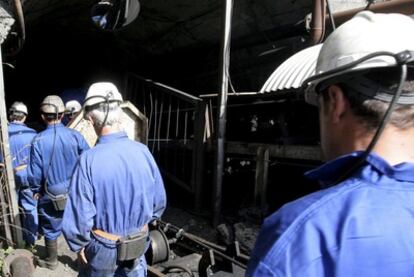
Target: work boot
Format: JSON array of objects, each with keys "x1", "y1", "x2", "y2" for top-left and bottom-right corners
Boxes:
[{"x1": 37, "y1": 239, "x2": 58, "y2": 270}]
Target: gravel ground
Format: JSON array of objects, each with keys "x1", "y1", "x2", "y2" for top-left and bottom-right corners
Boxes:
[
  {"x1": 30, "y1": 206, "x2": 259, "y2": 276},
  {"x1": 33, "y1": 236, "x2": 78, "y2": 277},
  {"x1": 30, "y1": 207, "x2": 219, "y2": 276}
]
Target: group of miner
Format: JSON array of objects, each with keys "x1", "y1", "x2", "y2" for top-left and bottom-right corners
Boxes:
[
  {"x1": 7, "y1": 82, "x2": 166, "y2": 276},
  {"x1": 5, "y1": 10, "x2": 414, "y2": 277}
]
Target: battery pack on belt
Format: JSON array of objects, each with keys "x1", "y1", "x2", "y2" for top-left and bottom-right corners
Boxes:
[
  {"x1": 92, "y1": 226, "x2": 148, "y2": 262},
  {"x1": 43, "y1": 181, "x2": 67, "y2": 212},
  {"x1": 117, "y1": 232, "x2": 148, "y2": 262}
]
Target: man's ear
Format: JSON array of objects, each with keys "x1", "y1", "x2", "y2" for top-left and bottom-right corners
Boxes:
[
  {"x1": 327, "y1": 85, "x2": 349, "y2": 124},
  {"x1": 87, "y1": 114, "x2": 94, "y2": 126}
]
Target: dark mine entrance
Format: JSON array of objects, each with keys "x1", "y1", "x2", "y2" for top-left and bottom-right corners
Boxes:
[
  {"x1": 0, "y1": 0, "x2": 342, "y2": 275},
  {"x1": 3, "y1": 29, "x2": 125, "y2": 127},
  {"x1": 1, "y1": 9, "x2": 323, "y2": 219}
]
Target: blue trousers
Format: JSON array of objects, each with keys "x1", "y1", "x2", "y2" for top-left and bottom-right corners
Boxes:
[
  {"x1": 19, "y1": 188, "x2": 38, "y2": 245},
  {"x1": 79, "y1": 236, "x2": 147, "y2": 277},
  {"x1": 38, "y1": 196, "x2": 64, "y2": 240}
]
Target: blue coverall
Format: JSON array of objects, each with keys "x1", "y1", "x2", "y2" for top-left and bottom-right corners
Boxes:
[
  {"x1": 62, "y1": 132, "x2": 167, "y2": 277},
  {"x1": 27, "y1": 123, "x2": 89, "y2": 240},
  {"x1": 247, "y1": 151, "x2": 414, "y2": 277},
  {"x1": 8, "y1": 122, "x2": 37, "y2": 245}
]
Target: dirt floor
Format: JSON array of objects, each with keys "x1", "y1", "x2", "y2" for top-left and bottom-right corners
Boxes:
[{"x1": 30, "y1": 206, "x2": 259, "y2": 276}]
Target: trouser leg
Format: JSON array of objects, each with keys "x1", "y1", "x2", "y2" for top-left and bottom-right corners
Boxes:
[{"x1": 19, "y1": 188, "x2": 38, "y2": 246}]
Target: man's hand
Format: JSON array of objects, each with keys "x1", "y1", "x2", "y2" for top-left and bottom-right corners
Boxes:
[
  {"x1": 33, "y1": 193, "x2": 41, "y2": 200},
  {"x1": 78, "y1": 248, "x2": 88, "y2": 265}
]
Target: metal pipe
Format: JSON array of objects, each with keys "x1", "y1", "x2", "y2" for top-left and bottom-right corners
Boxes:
[
  {"x1": 310, "y1": 0, "x2": 326, "y2": 45},
  {"x1": 213, "y1": 0, "x2": 233, "y2": 227},
  {"x1": 329, "y1": 0, "x2": 414, "y2": 26},
  {"x1": 8, "y1": 0, "x2": 25, "y2": 56},
  {"x1": 326, "y1": 0, "x2": 336, "y2": 30}
]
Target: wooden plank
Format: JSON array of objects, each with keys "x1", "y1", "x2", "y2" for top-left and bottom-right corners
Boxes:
[
  {"x1": 226, "y1": 141, "x2": 321, "y2": 161},
  {"x1": 254, "y1": 147, "x2": 269, "y2": 214},
  {"x1": 160, "y1": 169, "x2": 193, "y2": 193}
]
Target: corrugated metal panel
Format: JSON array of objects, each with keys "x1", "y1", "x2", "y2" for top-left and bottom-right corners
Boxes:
[{"x1": 260, "y1": 44, "x2": 322, "y2": 93}]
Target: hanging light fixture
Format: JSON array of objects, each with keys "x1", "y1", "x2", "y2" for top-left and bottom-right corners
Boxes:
[{"x1": 90, "y1": 0, "x2": 140, "y2": 31}]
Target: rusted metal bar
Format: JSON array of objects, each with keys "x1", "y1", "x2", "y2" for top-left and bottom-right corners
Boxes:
[
  {"x1": 127, "y1": 73, "x2": 201, "y2": 104},
  {"x1": 311, "y1": 0, "x2": 326, "y2": 45}
]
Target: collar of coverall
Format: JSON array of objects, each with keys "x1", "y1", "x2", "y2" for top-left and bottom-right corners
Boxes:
[{"x1": 305, "y1": 151, "x2": 414, "y2": 185}]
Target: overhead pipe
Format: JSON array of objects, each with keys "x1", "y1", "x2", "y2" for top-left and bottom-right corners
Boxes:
[
  {"x1": 328, "y1": 0, "x2": 414, "y2": 26},
  {"x1": 310, "y1": 0, "x2": 326, "y2": 45},
  {"x1": 8, "y1": 0, "x2": 26, "y2": 56}
]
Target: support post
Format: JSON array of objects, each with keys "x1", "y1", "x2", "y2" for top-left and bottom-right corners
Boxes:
[
  {"x1": 255, "y1": 147, "x2": 269, "y2": 216},
  {"x1": 193, "y1": 101, "x2": 206, "y2": 212},
  {"x1": 213, "y1": 0, "x2": 233, "y2": 226},
  {"x1": 0, "y1": 48, "x2": 23, "y2": 247}
]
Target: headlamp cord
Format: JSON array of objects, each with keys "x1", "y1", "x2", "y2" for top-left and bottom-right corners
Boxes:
[{"x1": 43, "y1": 103, "x2": 61, "y2": 197}]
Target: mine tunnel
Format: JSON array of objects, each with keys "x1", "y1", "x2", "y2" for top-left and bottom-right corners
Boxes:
[
  {"x1": 0, "y1": 0, "x2": 413, "y2": 276},
  {"x1": 1, "y1": 0, "x2": 325, "y2": 216}
]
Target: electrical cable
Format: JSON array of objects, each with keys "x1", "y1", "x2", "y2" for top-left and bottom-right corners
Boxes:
[{"x1": 40, "y1": 103, "x2": 59, "y2": 198}]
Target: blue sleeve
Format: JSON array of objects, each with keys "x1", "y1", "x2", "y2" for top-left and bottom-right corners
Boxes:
[
  {"x1": 27, "y1": 139, "x2": 43, "y2": 193},
  {"x1": 246, "y1": 261, "x2": 278, "y2": 277},
  {"x1": 144, "y1": 146, "x2": 166, "y2": 220},
  {"x1": 152, "y1": 160, "x2": 167, "y2": 219},
  {"x1": 62, "y1": 158, "x2": 96, "y2": 252},
  {"x1": 76, "y1": 133, "x2": 90, "y2": 154}
]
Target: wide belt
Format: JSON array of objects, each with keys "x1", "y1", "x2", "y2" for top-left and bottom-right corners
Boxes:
[
  {"x1": 14, "y1": 164, "x2": 27, "y2": 172},
  {"x1": 92, "y1": 225, "x2": 148, "y2": 242}
]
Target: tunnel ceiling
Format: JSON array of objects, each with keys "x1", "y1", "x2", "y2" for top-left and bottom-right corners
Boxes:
[{"x1": 1, "y1": 0, "x2": 376, "y2": 99}]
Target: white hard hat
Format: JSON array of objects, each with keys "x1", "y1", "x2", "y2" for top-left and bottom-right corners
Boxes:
[
  {"x1": 40, "y1": 95, "x2": 65, "y2": 113},
  {"x1": 304, "y1": 11, "x2": 414, "y2": 106},
  {"x1": 65, "y1": 100, "x2": 82, "y2": 113},
  {"x1": 84, "y1": 82, "x2": 123, "y2": 108},
  {"x1": 9, "y1": 101, "x2": 28, "y2": 115}
]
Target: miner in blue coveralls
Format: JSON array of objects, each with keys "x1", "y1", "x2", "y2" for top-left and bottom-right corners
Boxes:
[
  {"x1": 27, "y1": 95, "x2": 89, "y2": 269},
  {"x1": 247, "y1": 12, "x2": 414, "y2": 277},
  {"x1": 64, "y1": 100, "x2": 82, "y2": 125},
  {"x1": 7, "y1": 102, "x2": 37, "y2": 249},
  {"x1": 62, "y1": 82, "x2": 167, "y2": 277}
]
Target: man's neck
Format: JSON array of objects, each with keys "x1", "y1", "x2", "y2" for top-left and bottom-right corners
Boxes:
[
  {"x1": 47, "y1": 120, "x2": 61, "y2": 125},
  {"x1": 343, "y1": 125, "x2": 414, "y2": 165},
  {"x1": 370, "y1": 127, "x2": 414, "y2": 165},
  {"x1": 11, "y1": 120, "x2": 24, "y2": 124},
  {"x1": 96, "y1": 124, "x2": 122, "y2": 137}
]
